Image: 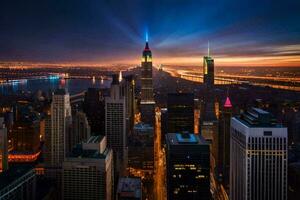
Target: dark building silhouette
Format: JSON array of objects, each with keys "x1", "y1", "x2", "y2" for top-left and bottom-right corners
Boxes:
[
  {"x1": 201, "y1": 45, "x2": 220, "y2": 182},
  {"x1": 166, "y1": 133, "x2": 211, "y2": 200},
  {"x1": 83, "y1": 88, "x2": 107, "y2": 135},
  {"x1": 121, "y1": 75, "x2": 136, "y2": 134},
  {"x1": 0, "y1": 166, "x2": 36, "y2": 199},
  {"x1": 218, "y1": 96, "x2": 232, "y2": 186},
  {"x1": 167, "y1": 93, "x2": 194, "y2": 133}
]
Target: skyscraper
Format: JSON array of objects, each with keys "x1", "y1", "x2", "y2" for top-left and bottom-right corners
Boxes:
[
  {"x1": 218, "y1": 96, "x2": 233, "y2": 186},
  {"x1": 203, "y1": 43, "x2": 214, "y2": 88},
  {"x1": 200, "y1": 45, "x2": 218, "y2": 179},
  {"x1": 45, "y1": 88, "x2": 72, "y2": 167},
  {"x1": 166, "y1": 133, "x2": 211, "y2": 200},
  {"x1": 62, "y1": 136, "x2": 113, "y2": 200},
  {"x1": 121, "y1": 75, "x2": 136, "y2": 134},
  {"x1": 105, "y1": 75, "x2": 127, "y2": 175},
  {"x1": 0, "y1": 118, "x2": 8, "y2": 172},
  {"x1": 83, "y1": 88, "x2": 107, "y2": 135},
  {"x1": 67, "y1": 111, "x2": 91, "y2": 155},
  {"x1": 200, "y1": 90, "x2": 219, "y2": 178},
  {"x1": 140, "y1": 41, "x2": 155, "y2": 126},
  {"x1": 167, "y1": 93, "x2": 194, "y2": 134},
  {"x1": 230, "y1": 107, "x2": 288, "y2": 200}
]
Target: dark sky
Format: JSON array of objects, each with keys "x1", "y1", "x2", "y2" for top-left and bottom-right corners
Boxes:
[{"x1": 0, "y1": 0, "x2": 300, "y2": 66}]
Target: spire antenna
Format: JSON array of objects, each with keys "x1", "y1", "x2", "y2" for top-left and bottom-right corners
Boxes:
[{"x1": 208, "y1": 41, "x2": 210, "y2": 57}]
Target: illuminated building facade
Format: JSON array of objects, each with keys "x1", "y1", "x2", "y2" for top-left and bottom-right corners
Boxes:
[
  {"x1": 203, "y1": 44, "x2": 214, "y2": 87},
  {"x1": 10, "y1": 120, "x2": 40, "y2": 162},
  {"x1": 230, "y1": 108, "x2": 288, "y2": 200},
  {"x1": 140, "y1": 41, "x2": 155, "y2": 126},
  {"x1": 0, "y1": 118, "x2": 8, "y2": 172},
  {"x1": 45, "y1": 88, "x2": 72, "y2": 167},
  {"x1": 166, "y1": 133, "x2": 211, "y2": 200},
  {"x1": 167, "y1": 93, "x2": 194, "y2": 133},
  {"x1": 62, "y1": 136, "x2": 113, "y2": 200}
]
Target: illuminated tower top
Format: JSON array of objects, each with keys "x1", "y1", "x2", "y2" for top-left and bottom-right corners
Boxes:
[
  {"x1": 142, "y1": 42, "x2": 152, "y2": 63},
  {"x1": 203, "y1": 41, "x2": 214, "y2": 87},
  {"x1": 224, "y1": 96, "x2": 233, "y2": 108}
]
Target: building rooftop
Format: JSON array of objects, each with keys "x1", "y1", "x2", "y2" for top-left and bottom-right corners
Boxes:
[
  {"x1": 70, "y1": 136, "x2": 109, "y2": 159},
  {"x1": 204, "y1": 56, "x2": 214, "y2": 61},
  {"x1": 86, "y1": 135, "x2": 104, "y2": 144},
  {"x1": 166, "y1": 133, "x2": 207, "y2": 146},
  {"x1": 54, "y1": 88, "x2": 67, "y2": 95},
  {"x1": 134, "y1": 122, "x2": 154, "y2": 131},
  {"x1": 0, "y1": 165, "x2": 34, "y2": 191},
  {"x1": 117, "y1": 177, "x2": 141, "y2": 199},
  {"x1": 70, "y1": 147, "x2": 109, "y2": 159},
  {"x1": 237, "y1": 107, "x2": 280, "y2": 127}
]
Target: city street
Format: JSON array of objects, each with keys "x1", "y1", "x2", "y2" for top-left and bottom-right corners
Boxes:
[{"x1": 154, "y1": 108, "x2": 166, "y2": 200}]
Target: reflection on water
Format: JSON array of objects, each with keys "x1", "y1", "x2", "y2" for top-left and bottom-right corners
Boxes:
[{"x1": 0, "y1": 77, "x2": 111, "y2": 95}]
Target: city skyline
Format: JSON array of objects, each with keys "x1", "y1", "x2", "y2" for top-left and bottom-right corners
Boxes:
[{"x1": 0, "y1": 0, "x2": 300, "y2": 67}]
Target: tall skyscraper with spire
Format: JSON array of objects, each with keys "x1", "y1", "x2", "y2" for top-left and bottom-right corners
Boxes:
[
  {"x1": 200, "y1": 42, "x2": 219, "y2": 182},
  {"x1": 140, "y1": 38, "x2": 155, "y2": 126},
  {"x1": 219, "y1": 94, "x2": 233, "y2": 187},
  {"x1": 141, "y1": 41, "x2": 154, "y2": 103},
  {"x1": 203, "y1": 42, "x2": 214, "y2": 87}
]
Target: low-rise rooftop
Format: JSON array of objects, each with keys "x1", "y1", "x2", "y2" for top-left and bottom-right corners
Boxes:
[
  {"x1": 117, "y1": 177, "x2": 141, "y2": 199},
  {"x1": 166, "y1": 133, "x2": 207, "y2": 145},
  {"x1": 237, "y1": 107, "x2": 280, "y2": 127}
]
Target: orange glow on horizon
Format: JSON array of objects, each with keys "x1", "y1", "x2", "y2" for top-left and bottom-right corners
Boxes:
[{"x1": 1, "y1": 54, "x2": 300, "y2": 68}]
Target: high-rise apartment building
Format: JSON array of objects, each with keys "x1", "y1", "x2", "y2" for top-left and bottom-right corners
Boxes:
[
  {"x1": 62, "y1": 135, "x2": 113, "y2": 200},
  {"x1": 105, "y1": 75, "x2": 127, "y2": 174},
  {"x1": 46, "y1": 88, "x2": 72, "y2": 167},
  {"x1": 230, "y1": 107, "x2": 288, "y2": 200},
  {"x1": 166, "y1": 133, "x2": 211, "y2": 200}
]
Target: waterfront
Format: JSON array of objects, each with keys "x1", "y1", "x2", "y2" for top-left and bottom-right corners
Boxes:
[
  {"x1": 163, "y1": 66, "x2": 300, "y2": 91},
  {"x1": 0, "y1": 76, "x2": 111, "y2": 95}
]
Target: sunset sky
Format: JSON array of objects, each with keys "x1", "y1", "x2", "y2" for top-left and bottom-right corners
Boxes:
[{"x1": 0, "y1": 0, "x2": 300, "y2": 67}]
